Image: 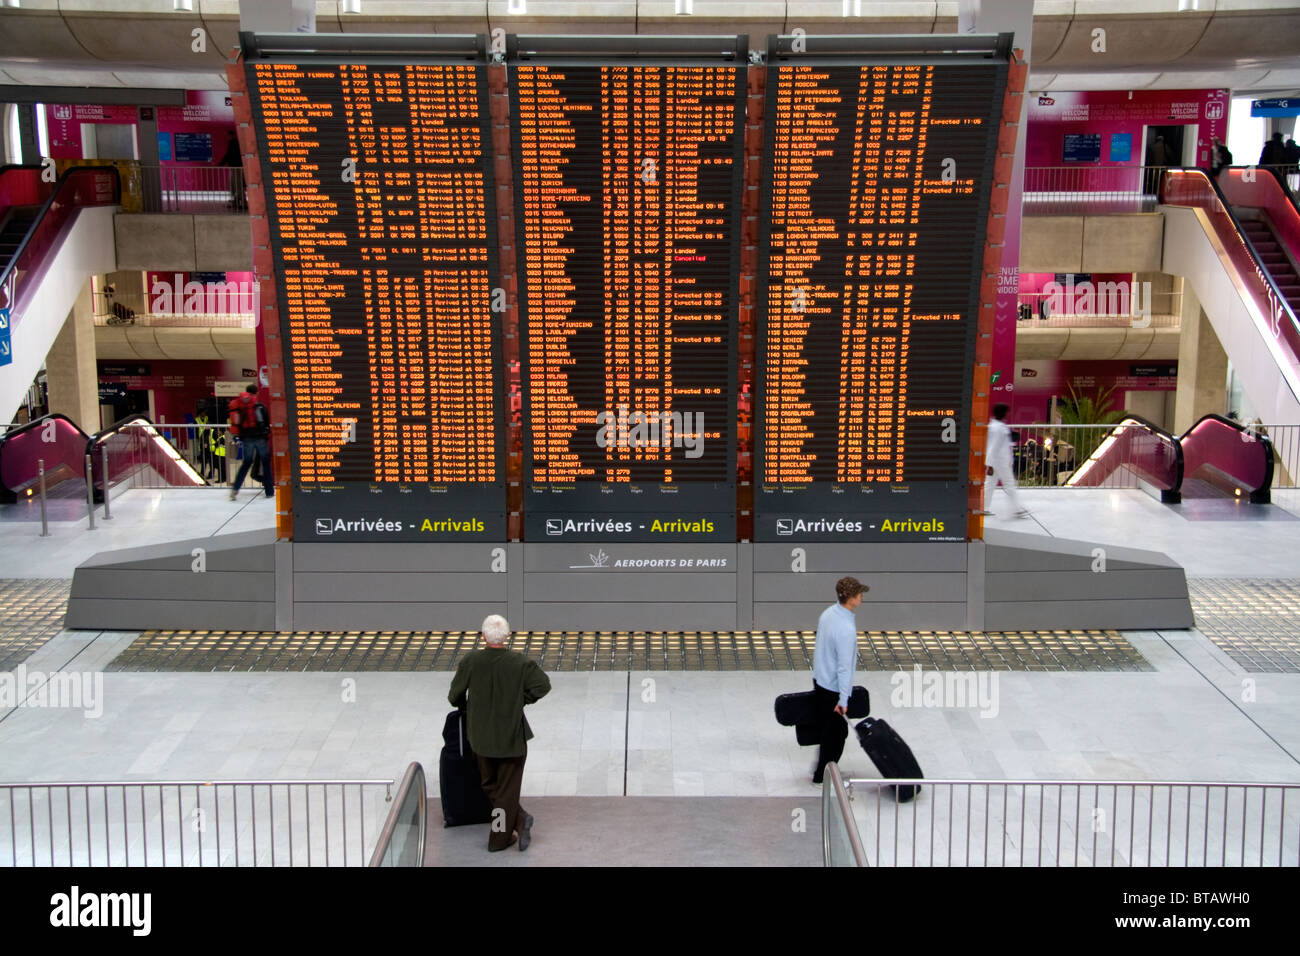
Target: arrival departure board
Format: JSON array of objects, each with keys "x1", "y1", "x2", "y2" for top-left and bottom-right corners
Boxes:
[
  {"x1": 512, "y1": 62, "x2": 743, "y2": 542},
  {"x1": 245, "y1": 55, "x2": 505, "y2": 541},
  {"x1": 755, "y1": 55, "x2": 1007, "y2": 542}
]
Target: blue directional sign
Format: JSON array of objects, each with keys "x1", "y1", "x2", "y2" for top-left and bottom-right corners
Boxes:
[
  {"x1": 0, "y1": 307, "x2": 11, "y2": 368},
  {"x1": 1251, "y1": 98, "x2": 1299, "y2": 117}
]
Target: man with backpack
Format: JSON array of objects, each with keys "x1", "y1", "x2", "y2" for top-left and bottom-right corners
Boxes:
[{"x1": 227, "y1": 384, "x2": 273, "y2": 500}]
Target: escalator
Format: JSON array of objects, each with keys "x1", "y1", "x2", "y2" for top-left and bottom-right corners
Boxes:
[
  {"x1": 0, "y1": 412, "x2": 205, "y2": 505},
  {"x1": 1215, "y1": 169, "x2": 1300, "y2": 320},
  {"x1": 1160, "y1": 169, "x2": 1300, "y2": 427},
  {"x1": 1065, "y1": 413, "x2": 1273, "y2": 505},
  {"x1": 0, "y1": 166, "x2": 121, "y2": 422},
  {"x1": 1238, "y1": 219, "x2": 1300, "y2": 315},
  {"x1": 0, "y1": 207, "x2": 41, "y2": 264}
]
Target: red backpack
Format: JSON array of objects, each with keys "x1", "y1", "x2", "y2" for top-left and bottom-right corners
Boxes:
[{"x1": 228, "y1": 394, "x2": 267, "y2": 437}]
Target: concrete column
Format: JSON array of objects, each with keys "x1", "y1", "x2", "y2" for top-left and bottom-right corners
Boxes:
[
  {"x1": 239, "y1": 0, "x2": 315, "y2": 33},
  {"x1": 44, "y1": 280, "x2": 101, "y2": 431},
  {"x1": 1172, "y1": 281, "x2": 1228, "y2": 434}
]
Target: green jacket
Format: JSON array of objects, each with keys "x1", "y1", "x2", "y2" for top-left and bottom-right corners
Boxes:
[{"x1": 448, "y1": 646, "x2": 551, "y2": 758}]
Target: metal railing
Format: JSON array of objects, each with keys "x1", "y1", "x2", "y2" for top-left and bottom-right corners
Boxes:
[
  {"x1": 93, "y1": 289, "x2": 256, "y2": 328},
  {"x1": 1002, "y1": 423, "x2": 1127, "y2": 488},
  {"x1": 823, "y1": 763, "x2": 867, "y2": 867},
  {"x1": 0, "y1": 778, "x2": 395, "y2": 867},
  {"x1": 98, "y1": 422, "x2": 262, "y2": 492},
  {"x1": 367, "y1": 762, "x2": 427, "y2": 867},
  {"x1": 1014, "y1": 288, "x2": 1181, "y2": 328},
  {"x1": 138, "y1": 165, "x2": 246, "y2": 214},
  {"x1": 1257, "y1": 423, "x2": 1300, "y2": 487},
  {"x1": 1022, "y1": 165, "x2": 1168, "y2": 215},
  {"x1": 838, "y1": 778, "x2": 1300, "y2": 867}
]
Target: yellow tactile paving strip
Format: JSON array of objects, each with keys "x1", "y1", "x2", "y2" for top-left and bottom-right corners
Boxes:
[
  {"x1": 1187, "y1": 579, "x2": 1300, "y2": 673},
  {"x1": 0, "y1": 579, "x2": 72, "y2": 671},
  {"x1": 105, "y1": 628, "x2": 1151, "y2": 672}
]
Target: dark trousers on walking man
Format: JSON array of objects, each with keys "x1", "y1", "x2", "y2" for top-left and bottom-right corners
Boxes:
[
  {"x1": 477, "y1": 752, "x2": 528, "y2": 852},
  {"x1": 231, "y1": 436, "x2": 273, "y2": 497},
  {"x1": 812, "y1": 680, "x2": 848, "y2": 782}
]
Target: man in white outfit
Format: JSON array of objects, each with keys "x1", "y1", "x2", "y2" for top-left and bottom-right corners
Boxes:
[{"x1": 977, "y1": 403, "x2": 1030, "y2": 518}]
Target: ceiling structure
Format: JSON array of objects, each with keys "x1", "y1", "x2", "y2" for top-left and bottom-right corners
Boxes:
[{"x1": 0, "y1": 1, "x2": 1297, "y2": 96}]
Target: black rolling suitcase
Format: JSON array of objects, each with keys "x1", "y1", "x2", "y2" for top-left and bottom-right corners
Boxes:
[
  {"x1": 439, "y1": 709, "x2": 493, "y2": 827},
  {"x1": 854, "y1": 717, "x2": 924, "y2": 802}
]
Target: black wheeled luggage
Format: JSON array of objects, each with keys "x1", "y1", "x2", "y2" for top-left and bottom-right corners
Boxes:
[
  {"x1": 439, "y1": 709, "x2": 493, "y2": 827},
  {"x1": 853, "y1": 717, "x2": 923, "y2": 802}
]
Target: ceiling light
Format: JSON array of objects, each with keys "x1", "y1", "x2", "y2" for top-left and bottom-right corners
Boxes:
[
  {"x1": 676, "y1": 0, "x2": 694, "y2": 14},
  {"x1": 341, "y1": 0, "x2": 361, "y2": 12},
  {"x1": 842, "y1": 0, "x2": 861, "y2": 16},
  {"x1": 1177, "y1": 0, "x2": 1198, "y2": 9},
  {"x1": 173, "y1": 0, "x2": 193, "y2": 11},
  {"x1": 4, "y1": 1, "x2": 21, "y2": 10},
  {"x1": 507, "y1": 0, "x2": 527, "y2": 14}
]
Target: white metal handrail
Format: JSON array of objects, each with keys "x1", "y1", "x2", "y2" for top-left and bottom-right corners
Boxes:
[
  {"x1": 0, "y1": 778, "x2": 394, "y2": 867},
  {"x1": 842, "y1": 778, "x2": 1300, "y2": 867}
]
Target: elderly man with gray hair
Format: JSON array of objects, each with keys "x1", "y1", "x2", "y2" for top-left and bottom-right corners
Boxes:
[{"x1": 448, "y1": 614, "x2": 552, "y2": 852}]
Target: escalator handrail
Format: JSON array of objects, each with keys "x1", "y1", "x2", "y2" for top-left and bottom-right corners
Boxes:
[
  {"x1": 1070, "y1": 412, "x2": 1276, "y2": 498},
  {"x1": 0, "y1": 412, "x2": 90, "y2": 448},
  {"x1": 1065, "y1": 412, "x2": 1184, "y2": 491},
  {"x1": 0, "y1": 413, "x2": 93, "y2": 493},
  {"x1": 86, "y1": 413, "x2": 210, "y2": 487},
  {"x1": 1182, "y1": 412, "x2": 1275, "y2": 493},
  {"x1": 86, "y1": 412, "x2": 164, "y2": 453},
  {"x1": 0, "y1": 164, "x2": 122, "y2": 303},
  {"x1": 87, "y1": 412, "x2": 189, "y2": 457},
  {"x1": 1166, "y1": 172, "x2": 1300, "y2": 369},
  {"x1": 1209, "y1": 174, "x2": 1300, "y2": 324},
  {"x1": 1224, "y1": 164, "x2": 1300, "y2": 215}
]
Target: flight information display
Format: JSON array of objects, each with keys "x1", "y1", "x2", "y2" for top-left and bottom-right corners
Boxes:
[
  {"x1": 245, "y1": 57, "x2": 505, "y2": 541},
  {"x1": 755, "y1": 58, "x2": 1007, "y2": 542},
  {"x1": 511, "y1": 63, "x2": 743, "y2": 541}
]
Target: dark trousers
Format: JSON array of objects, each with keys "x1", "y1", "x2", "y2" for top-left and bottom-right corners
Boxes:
[
  {"x1": 476, "y1": 752, "x2": 528, "y2": 851},
  {"x1": 232, "y1": 436, "x2": 273, "y2": 496},
  {"x1": 812, "y1": 680, "x2": 848, "y2": 783}
]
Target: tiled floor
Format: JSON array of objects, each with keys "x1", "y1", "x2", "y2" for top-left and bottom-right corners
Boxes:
[
  {"x1": 1, "y1": 486, "x2": 1299, "y2": 865},
  {"x1": 0, "y1": 579, "x2": 70, "y2": 670},
  {"x1": 1186, "y1": 579, "x2": 1300, "y2": 673}
]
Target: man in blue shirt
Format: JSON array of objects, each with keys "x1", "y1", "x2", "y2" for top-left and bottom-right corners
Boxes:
[{"x1": 811, "y1": 575, "x2": 867, "y2": 784}]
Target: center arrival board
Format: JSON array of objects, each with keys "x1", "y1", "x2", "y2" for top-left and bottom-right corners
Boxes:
[
  {"x1": 755, "y1": 58, "x2": 1007, "y2": 541},
  {"x1": 511, "y1": 63, "x2": 743, "y2": 542},
  {"x1": 245, "y1": 58, "x2": 505, "y2": 541}
]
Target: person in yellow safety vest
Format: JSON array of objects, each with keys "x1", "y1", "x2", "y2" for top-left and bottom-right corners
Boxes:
[
  {"x1": 195, "y1": 410, "x2": 212, "y2": 478},
  {"x1": 209, "y1": 425, "x2": 227, "y2": 483}
]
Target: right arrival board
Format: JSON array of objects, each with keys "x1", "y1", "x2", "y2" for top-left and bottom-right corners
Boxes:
[{"x1": 755, "y1": 56, "x2": 1008, "y2": 542}]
